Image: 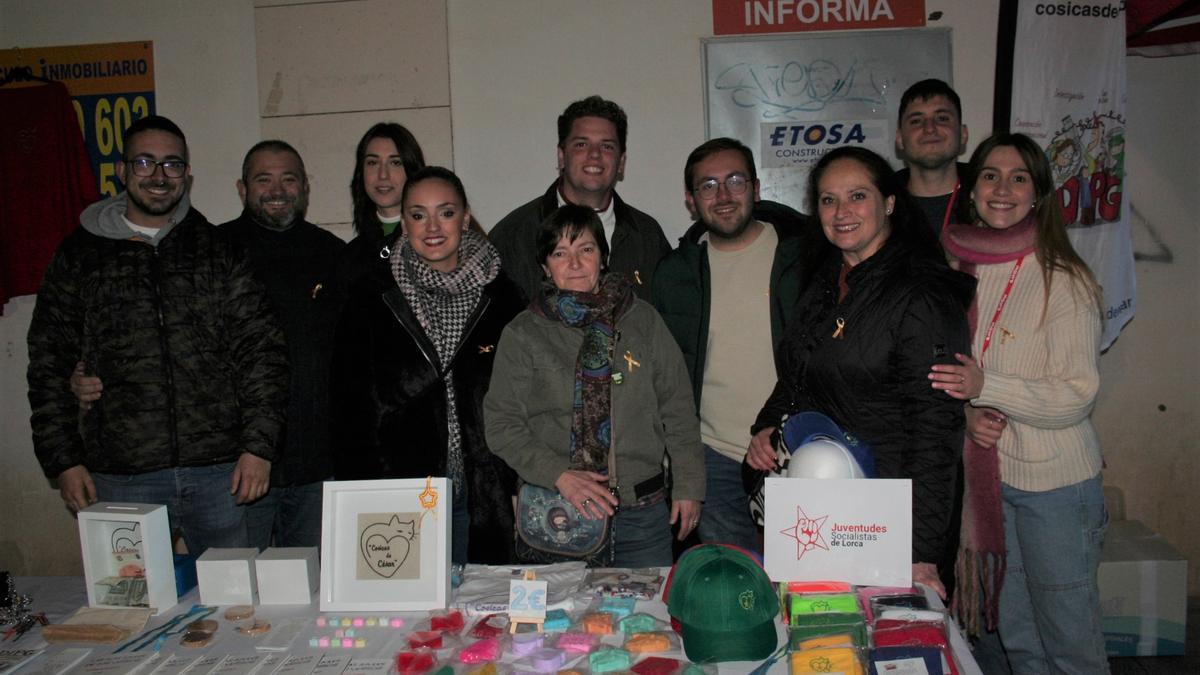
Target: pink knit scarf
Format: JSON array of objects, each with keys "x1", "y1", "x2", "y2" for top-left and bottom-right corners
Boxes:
[{"x1": 941, "y1": 214, "x2": 1036, "y2": 635}]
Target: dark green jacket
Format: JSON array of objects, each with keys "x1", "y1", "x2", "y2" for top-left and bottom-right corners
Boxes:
[
  {"x1": 489, "y1": 182, "x2": 671, "y2": 304},
  {"x1": 651, "y1": 201, "x2": 823, "y2": 411}
]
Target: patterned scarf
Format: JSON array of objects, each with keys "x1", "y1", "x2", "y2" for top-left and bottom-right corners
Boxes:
[
  {"x1": 391, "y1": 229, "x2": 500, "y2": 490},
  {"x1": 941, "y1": 213, "x2": 1036, "y2": 635},
  {"x1": 531, "y1": 273, "x2": 635, "y2": 472}
]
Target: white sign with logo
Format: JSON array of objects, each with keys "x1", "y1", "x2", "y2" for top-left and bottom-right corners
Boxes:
[{"x1": 763, "y1": 477, "x2": 912, "y2": 587}]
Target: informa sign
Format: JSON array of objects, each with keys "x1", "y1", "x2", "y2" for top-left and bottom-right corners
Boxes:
[
  {"x1": 1008, "y1": 5, "x2": 1134, "y2": 347},
  {"x1": 704, "y1": 31, "x2": 950, "y2": 210},
  {"x1": 0, "y1": 41, "x2": 155, "y2": 198},
  {"x1": 712, "y1": 0, "x2": 925, "y2": 35},
  {"x1": 763, "y1": 477, "x2": 912, "y2": 587}
]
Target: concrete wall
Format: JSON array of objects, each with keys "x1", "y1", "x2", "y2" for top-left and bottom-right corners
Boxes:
[{"x1": 0, "y1": 0, "x2": 1196, "y2": 592}]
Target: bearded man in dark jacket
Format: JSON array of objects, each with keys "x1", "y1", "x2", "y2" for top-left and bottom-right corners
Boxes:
[
  {"x1": 27, "y1": 116, "x2": 288, "y2": 556},
  {"x1": 222, "y1": 140, "x2": 344, "y2": 549}
]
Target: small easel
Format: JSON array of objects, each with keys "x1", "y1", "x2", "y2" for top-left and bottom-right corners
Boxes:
[{"x1": 509, "y1": 570, "x2": 545, "y2": 634}]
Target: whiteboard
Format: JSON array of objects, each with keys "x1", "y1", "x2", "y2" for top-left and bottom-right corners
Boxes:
[{"x1": 703, "y1": 30, "x2": 952, "y2": 212}]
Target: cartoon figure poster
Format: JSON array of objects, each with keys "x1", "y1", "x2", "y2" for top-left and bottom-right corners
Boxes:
[
  {"x1": 763, "y1": 477, "x2": 911, "y2": 587},
  {"x1": 356, "y1": 513, "x2": 421, "y2": 580}
]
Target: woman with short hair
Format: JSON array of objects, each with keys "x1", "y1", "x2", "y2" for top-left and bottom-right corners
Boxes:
[{"x1": 484, "y1": 204, "x2": 704, "y2": 567}]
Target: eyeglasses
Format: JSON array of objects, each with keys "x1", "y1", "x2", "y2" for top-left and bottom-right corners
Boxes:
[
  {"x1": 693, "y1": 174, "x2": 751, "y2": 199},
  {"x1": 126, "y1": 157, "x2": 188, "y2": 179}
]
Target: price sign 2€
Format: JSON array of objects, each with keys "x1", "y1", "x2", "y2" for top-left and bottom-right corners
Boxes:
[{"x1": 508, "y1": 576, "x2": 548, "y2": 622}]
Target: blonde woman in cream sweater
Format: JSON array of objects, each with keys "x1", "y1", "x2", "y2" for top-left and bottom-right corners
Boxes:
[{"x1": 930, "y1": 132, "x2": 1108, "y2": 674}]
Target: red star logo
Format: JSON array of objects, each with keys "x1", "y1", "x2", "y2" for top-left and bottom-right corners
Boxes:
[{"x1": 781, "y1": 505, "x2": 829, "y2": 559}]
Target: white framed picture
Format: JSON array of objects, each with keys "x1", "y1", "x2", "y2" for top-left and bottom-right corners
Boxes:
[{"x1": 319, "y1": 478, "x2": 451, "y2": 611}]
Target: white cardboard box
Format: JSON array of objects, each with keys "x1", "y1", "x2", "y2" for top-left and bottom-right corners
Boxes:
[
  {"x1": 1098, "y1": 519, "x2": 1188, "y2": 656},
  {"x1": 77, "y1": 502, "x2": 177, "y2": 615},
  {"x1": 197, "y1": 548, "x2": 259, "y2": 605},
  {"x1": 256, "y1": 547, "x2": 318, "y2": 604}
]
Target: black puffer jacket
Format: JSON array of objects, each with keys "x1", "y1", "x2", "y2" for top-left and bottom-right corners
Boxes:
[
  {"x1": 753, "y1": 238, "x2": 975, "y2": 564},
  {"x1": 332, "y1": 263, "x2": 525, "y2": 564},
  {"x1": 28, "y1": 196, "x2": 288, "y2": 479}
]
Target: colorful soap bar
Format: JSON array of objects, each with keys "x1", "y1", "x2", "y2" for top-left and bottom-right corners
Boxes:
[
  {"x1": 543, "y1": 609, "x2": 571, "y2": 632},
  {"x1": 459, "y1": 637, "x2": 501, "y2": 664},
  {"x1": 589, "y1": 647, "x2": 632, "y2": 673},
  {"x1": 431, "y1": 610, "x2": 466, "y2": 634},
  {"x1": 599, "y1": 595, "x2": 637, "y2": 619},
  {"x1": 625, "y1": 631, "x2": 671, "y2": 654},
  {"x1": 619, "y1": 613, "x2": 657, "y2": 635},
  {"x1": 408, "y1": 630, "x2": 444, "y2": 649},
  {"x1": 531, "y1": 648, "x2": 565, "y2": 672},
  {"x1": 396, "y1": 650, "x2": 436, "y2": 674}
]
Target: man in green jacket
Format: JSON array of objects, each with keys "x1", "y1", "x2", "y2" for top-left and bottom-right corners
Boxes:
[{"x1": 653, "y1": 138, "x2": 821, "y2": 552}]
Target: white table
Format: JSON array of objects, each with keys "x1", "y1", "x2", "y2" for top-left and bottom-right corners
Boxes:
[{"x1": 8, "y1": 576, "x2": 981, "y2": 674}]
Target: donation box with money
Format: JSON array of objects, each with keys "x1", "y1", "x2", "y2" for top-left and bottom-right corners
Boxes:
[{"x1": 77, "y1": 502, "x2": 177, "y2": 615}]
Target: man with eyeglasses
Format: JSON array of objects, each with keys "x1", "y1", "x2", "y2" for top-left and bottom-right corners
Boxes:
[
  {"x1": 653, "y1": 137, "x2": 819, "y2": 552},
  {"x1": 27, "y1": 115, "x2": 287, "y2": 556},
  {"x1": 490, "y1": 95, "x2": 671, "y2": 303}
]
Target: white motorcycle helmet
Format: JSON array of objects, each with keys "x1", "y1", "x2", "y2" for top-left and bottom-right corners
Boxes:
[
  {"x1": 786, "y1": 438, "x2": 868, "y2": 479},
  {"x1": 745, "y1": 412, "x2": 875, "y2": 527}
]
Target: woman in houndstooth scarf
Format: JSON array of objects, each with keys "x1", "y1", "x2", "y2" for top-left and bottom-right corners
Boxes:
[{"x1": 332, "y1": 167, "x2": 525, "y2": 564}]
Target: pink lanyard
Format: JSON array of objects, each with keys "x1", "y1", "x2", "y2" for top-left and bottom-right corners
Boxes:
[{"x1": 979, "y1": 256, "x2": 1025, "y2": 367}]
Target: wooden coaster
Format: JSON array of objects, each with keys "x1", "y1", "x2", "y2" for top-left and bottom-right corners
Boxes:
[
  {"x1": 180, "y1": 629, "x2": 215, "y2": 648},
  {"x1": 187, "y1": 619, "x2": 218, "y2": 634},
  {"x1": 224, "y1": 605, "x2": 255, "y2": 621},
  {"x1": 237, "y1": 620, "x2": 271, "y2": 636}
]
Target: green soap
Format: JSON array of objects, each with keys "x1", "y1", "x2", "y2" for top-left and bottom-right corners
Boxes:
[
  {"x1": 432, "y1": 667, "x2": 455, "y2": 675},
  {"x1": 544, "y1": 608, "x2": 571, "y2": 631},
  {"x1": 589, "y1": 647, "x2": 632, "y2": 673},
  {"x1": 619, "y1": 613, "x2": 657, "y2": 634},
  {"x1": 789, "y1": 593, "x2": 860, "y2": 615},
  {"x1": 682, "y1": 665, "x2": 707, "y2": 675}
]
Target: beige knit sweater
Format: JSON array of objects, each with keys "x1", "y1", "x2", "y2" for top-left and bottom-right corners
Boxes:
[{"x1": 970, "y1": 257, "x2": 1103, "y2": 492}]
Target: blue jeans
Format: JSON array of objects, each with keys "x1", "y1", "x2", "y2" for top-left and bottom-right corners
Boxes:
[
  {"x1": 91, "y1": 463, "x2": 249, "y2": 555},
  {"x1": 696, "y1": 446, "x2": 760, "y2": 554},
  {"x1": 997, "y1": 474, "x2": 1109, "y2": 674},
  {"x1": 245, "y1": 480, "x2": 325, "y2": 550},
  {"x1": 612, "y1": 497, "x2": 672, "y2": 567}
]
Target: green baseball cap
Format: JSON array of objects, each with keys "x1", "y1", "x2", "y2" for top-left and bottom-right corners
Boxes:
[{"x1": 666, "y1": 545, "x2": 780, "y2": 663}]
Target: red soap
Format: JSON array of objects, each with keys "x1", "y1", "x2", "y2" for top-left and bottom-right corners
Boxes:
[
  {"x1": 431, "y1": 610, "x2": 465, "y2": 633},
  {"x1": 631, "y1": 657, "x2": 683, "y2": 675},
  {"x1": 408, "y1": 630, "x2": 444, "y2": 649},
  {"x1": 396, "y1": 650, "x2": 436, "y2": 674},
  {"x1": 470, "y1": 614, "x2": 507, "y2": 639}
]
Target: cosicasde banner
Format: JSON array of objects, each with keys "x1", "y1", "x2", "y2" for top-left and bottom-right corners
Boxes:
[{"x1": 1008, "y1": 3, "x2": 1134, "y2": 347}]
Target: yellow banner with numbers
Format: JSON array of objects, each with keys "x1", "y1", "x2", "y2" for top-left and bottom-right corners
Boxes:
[{"x1": 0, "y1": 41, "x2": 155, "y2": 198}]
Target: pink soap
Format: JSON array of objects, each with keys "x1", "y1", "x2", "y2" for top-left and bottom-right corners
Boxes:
[
  {"x1": 459, "y1": 637, "x2": 501, "y2": 664},
  {"x1": 556, "y1": 632, "x2": 598, "y2": 654},
  {"x1": 316, "y1": 617, "x2": 327, "y2": 627},
  {"x1": 353, "y1": 618, "x2": 365, "y2": 627},
  {"x1": 342, "y1": 638, "x2": 354, "y2": 648},
  {"x1": 391, "y1": 618, "x2": 405, "y2": 628},
  {"x1": 318, "y1": 637, "x2": 330, "y2": 648}
]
